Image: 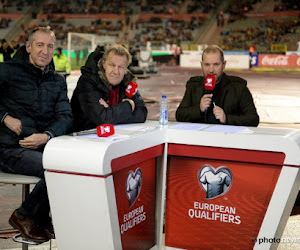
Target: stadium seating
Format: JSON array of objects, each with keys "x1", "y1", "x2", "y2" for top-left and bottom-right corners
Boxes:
[
  {"x1": 0, "y1": 0, "x2": 299, "y2": 53},
  {"x1": 218, "y1": 16, "x2": 300, "y2": 52}
]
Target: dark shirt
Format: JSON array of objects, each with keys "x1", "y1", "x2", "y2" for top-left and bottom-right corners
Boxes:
[{"x1": 206, "y1": 82, "x2": 221, "y2": 124}]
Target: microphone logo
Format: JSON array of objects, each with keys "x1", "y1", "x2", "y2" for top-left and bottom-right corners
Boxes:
[
  {"x1": 206, "y1": 78, "x2": 213, "y2": 86},
  {"x1": 96, "y1": 124, "x2": 115, "y2": 137},
  {"x1": 204, "y1": 74, "x2": 216, "y2": 91},
  {"x1": 125, "y1": 81, "x2": 138, "y2": 98},
  {"x1": 126, "y1": 84, "x2": 132, "y2": 91},
  {"x1": 101, "y1": 126, "x2": 111, "y2": 134}
]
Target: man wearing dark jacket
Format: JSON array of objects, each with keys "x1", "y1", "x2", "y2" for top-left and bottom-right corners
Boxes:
[
  {"x1": 71, "y1": 44, "x2": 147, "y2": 132},
  {"x1": 0, "y1": 27, "x2": 73, "y2": 243},
  {"x1": 176, "y1": 45, "x2": 259, "y2": 126}
]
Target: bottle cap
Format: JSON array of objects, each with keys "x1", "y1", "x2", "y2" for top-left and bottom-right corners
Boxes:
[{"x1": 162, "y1": 95, "x2": 167, "y2": 98}]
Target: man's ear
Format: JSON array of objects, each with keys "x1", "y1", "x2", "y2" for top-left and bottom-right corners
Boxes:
[
  {"x1": 223, "y1": 60, "x2": 226, "y2": 69},
  {"x1": 25, "y1": 42, "x2": 31, "y2": 53}
]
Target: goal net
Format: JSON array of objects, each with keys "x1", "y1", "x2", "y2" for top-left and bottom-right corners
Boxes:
[{"x1": 67, "y1": 32, "x2": 117, "y2": 69}]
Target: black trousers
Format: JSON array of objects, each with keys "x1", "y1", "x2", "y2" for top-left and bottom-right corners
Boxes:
[{"x1": 0, "y1": 147, "x2": 50, "y2": 226}]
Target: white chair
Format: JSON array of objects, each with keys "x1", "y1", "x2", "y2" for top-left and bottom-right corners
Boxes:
[{"x1": 0, "y1": 170, "x2": 41, "y2": 250}]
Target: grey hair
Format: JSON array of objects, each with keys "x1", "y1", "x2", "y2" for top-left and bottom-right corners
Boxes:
[
  {"x1": 28, "y1": 27, "x2": 56, "y2": 44},
  {"x1": 98, "y1": 44, "x2": 132, "y2": 69}
]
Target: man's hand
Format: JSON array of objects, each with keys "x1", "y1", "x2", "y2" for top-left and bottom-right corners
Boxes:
[
  {"x1": 213, "y1": 105, "x2": 226, "y2": 124},
  {"x1": 3, "y1": 115, "x2": 22, "y2": 135},
  {"x1": 200, "y1": 94, "x2": 213, "y2": 112},
  {"x1": 122, "y1": 99, "x2": 135, "y2": 111},
  {"x1": 19, "y1": 133, "x2": 48, "y2": 149},
  {"x1": 99, "y1": 98, "x2": 109, "y2": 108}
]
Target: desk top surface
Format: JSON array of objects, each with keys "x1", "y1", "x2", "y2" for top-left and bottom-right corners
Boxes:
[{"x1": 43, "y1": 121, "x2": 300, "y2": 175}]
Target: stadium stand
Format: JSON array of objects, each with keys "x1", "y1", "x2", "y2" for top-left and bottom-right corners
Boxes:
[
  {"x1": 218, "y1": 16, "x2": 300, "y2": 52},
  {"x1": 0, "y1": 0, "x2": 299, "y2": 58},
  {"x1": 187, "y1": 0, "x2": 217, "y2": 14},
  {"x1": 129, "y1": 14, "x2": 205, "y2": 49}
]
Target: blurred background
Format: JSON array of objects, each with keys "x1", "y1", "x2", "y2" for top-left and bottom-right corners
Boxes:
[{"x1": 0, "y1": 0, "x2": 299, "y2": 69}]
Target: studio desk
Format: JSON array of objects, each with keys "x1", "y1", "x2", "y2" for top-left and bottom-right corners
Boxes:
[{"x1": 43, "y1": 120, "x2": 300, "y2": 250}]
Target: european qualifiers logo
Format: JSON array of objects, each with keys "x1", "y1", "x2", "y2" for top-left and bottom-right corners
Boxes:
[
  {"x1": 188, "y1": 164, "x2": 240, "y2": 225},
  {"x1": 121, "y1": 168, "x2": 146, "y2": 234},
  {"x1": 126, "y1": 168, "x2": 142, "y2": 207},
  {"x1": 198, "y1": 164, "x2": 233, "y2": 200}
]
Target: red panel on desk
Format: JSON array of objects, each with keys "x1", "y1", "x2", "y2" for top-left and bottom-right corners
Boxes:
[
  {"x1": 113, "y1": 158, "x2": 156, "y2": 250},
  {"x1": 111, "y1": 144, "x2": 164, "y2": 172},
  {"x1": 165, "y1": 155, "x2": 282, "y2": 249},
  {"x1": 168, "y1": 143, "x2": 286, "y2": 166}
]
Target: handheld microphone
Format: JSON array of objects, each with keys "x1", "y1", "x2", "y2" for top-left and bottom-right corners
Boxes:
[
  {"x1": 125, "y1": 82, "x2": 138, "y2": 98},
  {"x1": 203, "y1": 74, "x2": 216, "y2": 123},
  {"x1": 96, "y1": 124, "x2": 115, "y2": 137},
  {"x1": 72, "y1": 124, "x2": 115, "y2": 137},
  {"x1": 204, "y1": 74, "x2": 216, "y2": 94}
]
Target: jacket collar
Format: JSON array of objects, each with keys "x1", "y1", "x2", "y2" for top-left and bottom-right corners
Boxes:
[{"x1": 218, "y1": 72, "x2": 228, "y2": 87}]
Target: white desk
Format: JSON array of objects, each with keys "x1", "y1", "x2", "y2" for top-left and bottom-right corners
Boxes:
[{"x1": 43, "y1": 121, "x2": 300, "y2": 250}]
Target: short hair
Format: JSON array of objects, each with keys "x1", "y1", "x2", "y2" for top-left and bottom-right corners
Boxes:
[
  {"x1": 99, "y1": 44, "x2": 132, "y2": 67},
  {"x1": 28, "y1": 27, "x2": 56, "y2": 44},
  {"x1": 202, "y1": 45, "x2": 224, "y2": 63}
]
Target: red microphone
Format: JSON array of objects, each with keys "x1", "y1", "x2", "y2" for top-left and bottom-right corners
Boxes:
[
  {"x1": 96, "y1": 124, "x2": 115, "y2": 137},
  {"x1": 204, "y1": 74, "x2": 216, "y2": 94},
  {"x1": 125, "y1": 82, "x2": 138, "y2": 98},
  {"x1": 203, "y1": 75, "x2": 216, "y2": 123}
]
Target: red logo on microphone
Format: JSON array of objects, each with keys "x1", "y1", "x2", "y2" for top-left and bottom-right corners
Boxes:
[
  {"x1": 96, "y1": 124, "x2": 115, "y2": 137},
  {"x1": 204, "y1": 75, "x2": 216, "y2": 91},
  {"x1": 125, "y1": 82, "x2": 138, "y2": 98}
]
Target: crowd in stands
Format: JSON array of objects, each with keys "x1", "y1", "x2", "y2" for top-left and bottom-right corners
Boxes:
[
  {"x1": 42, "y1": 0, "x2": 135, "y2": 15},
  {"x1": 0, "y1": 17, "x2": 10, "y2": 28},
  {"x1": 216, "y1": 0, "x2": 300, "y2": 52},
  {"x1": 0, "y1": 0, "x2": 36, "y2": 13},
  {"x1": 219, "y1": 17, "x2": 300, "y2": 51},
  {"x1": 16, "y1": 0, "x2": 196, "y2": 48},
  {"x1": 274, "y1": 0, "x2": 300, "y2": 11},
  {"x1": 42, "y1": 1, "x2": 88, "y2": 14},
  {"x1": 42, "y1": 0, "x2": 185, "y2": 15},
  {"x1": 187, "y1": 0, "x2": 218, "y2": 14},
  {"x1": 16, "y1": 18, "x2": 123, "y2": 46},
  {"x1": 130, "y1": 16, "x2": 204, "y2": 48},
  {"x1": 226, "y1": 0, "x2": 258, "y2": 23},
  {"x1": 0, "y1": 1, "x2": 14, "y2": 29},
  {"x1": 140, "y1": 0, "x2": 181, "y2": 14},
  {"x1": 0, "y1": 0, "x2": 300, "y2": 54},
  {"x1": 0, "y1": 38, "x2": 19, "y2": 62}
]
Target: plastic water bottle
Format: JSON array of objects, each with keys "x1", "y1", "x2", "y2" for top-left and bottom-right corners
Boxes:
[{"x1": 159, "y1": 95, "x2": 168, "y2": 125}]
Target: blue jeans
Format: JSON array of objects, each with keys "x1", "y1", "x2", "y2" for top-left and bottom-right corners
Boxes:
[{"x1": 0, "y1": 147, "x2": 50, "y2": 226}]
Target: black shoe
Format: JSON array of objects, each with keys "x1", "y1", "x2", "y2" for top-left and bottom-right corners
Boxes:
[{"x1": 9, "y1": 210, "x2": 49, "y2": 243}]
